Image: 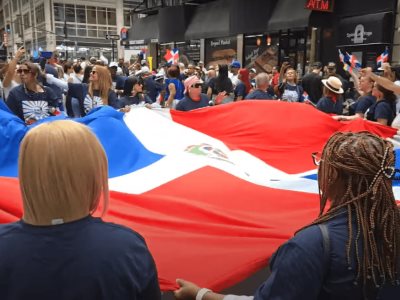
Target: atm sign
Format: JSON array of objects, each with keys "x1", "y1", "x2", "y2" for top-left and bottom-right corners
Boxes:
[{"x1": 305, "y1": 0, "x2": 334, "y2": 12}]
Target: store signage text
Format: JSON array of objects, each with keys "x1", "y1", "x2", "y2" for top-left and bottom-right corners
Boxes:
[
  {"x1": 245, "y1": 48, "x2": 260, "y2": 63},
  {"x1": 210, "y1": 39, "x2": 232, "y2": 47},
  {"x1": 305, "y1": 0, "x2": 334, "y2": 12},
  {"x1": 346, "y1": 24, "x2": 372, "y2": 44}
]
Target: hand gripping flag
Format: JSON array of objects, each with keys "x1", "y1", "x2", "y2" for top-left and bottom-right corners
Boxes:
[
  {"x1": 0, "y1": 102, "x2": 399, "y2": 292},
  {"x1": 163, "y1": 48, "x2": 179, "y2": 64},
  {"x1": 377, "y1": 48, "x2": 389, "y2": 69}
]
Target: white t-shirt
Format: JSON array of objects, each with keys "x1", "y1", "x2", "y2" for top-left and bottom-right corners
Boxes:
[{"x1": 229, "y1": 72, "x2": 240, "y2": 87}]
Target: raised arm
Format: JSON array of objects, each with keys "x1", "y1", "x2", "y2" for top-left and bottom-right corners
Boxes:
[
  {"x1": 3, "y1": 46, "x2": 25, "y2": 88},
  {"x1": 361, "y1": 68, "x2": 400, "y2": 94}
]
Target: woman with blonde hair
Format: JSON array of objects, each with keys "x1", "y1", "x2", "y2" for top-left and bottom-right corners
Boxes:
[
  {"x1": 174, "y1": 131, "x2": 400, "y2": 300},
  {"x1": 277, "y1": 63, "x2": 304, "y2": 102},
  {"x1": 0, "y1": 120, "x2": 161, "y2": 299},
  {"x1": 66, "y1": 65, "x2": 119, "y2": 117}
]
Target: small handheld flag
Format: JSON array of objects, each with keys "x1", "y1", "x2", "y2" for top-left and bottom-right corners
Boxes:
[
  {"x1": 377, "y1": 48, "x2": 389, "y2": 69},
  {"x1": 338, "y1": 50, "x2": 361, "y2": 75},
  {"x1": 163, "y1": 48, "x2": 179, "y2": 64}
]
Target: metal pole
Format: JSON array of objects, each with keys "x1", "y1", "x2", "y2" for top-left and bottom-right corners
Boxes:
[
  {"x1": 18, "y1": 0, "x2": 26, "y2": 58},
  {"x1": 64, "y1": 19, "x2": 68, "y2": 60},
  {"x1": 112, "y1": 40, "x2": 115, "y2": 62}
]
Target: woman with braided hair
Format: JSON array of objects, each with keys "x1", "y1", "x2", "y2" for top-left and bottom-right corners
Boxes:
[{"x1": 173, "y1": 131, "x2": 400, "y2": 300}]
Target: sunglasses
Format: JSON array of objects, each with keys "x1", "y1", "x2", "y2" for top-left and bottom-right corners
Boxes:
[
  {"x1": 17, "y1": 69, "x2": 30, "y2": 74},
  {"x1": 311, "y1": 152, "x2": 323, "y2": 166},
  {"x1": 191, "y1": 83, "x2": 202, "y2": 88}
]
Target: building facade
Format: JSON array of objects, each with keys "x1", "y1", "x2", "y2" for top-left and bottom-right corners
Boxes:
[
  {"x1": 128, "y1": 0, "x2": 400, "y2": 72},
  {"x1": 0, "y1": 0, "x2": 133, "y2": 60}
]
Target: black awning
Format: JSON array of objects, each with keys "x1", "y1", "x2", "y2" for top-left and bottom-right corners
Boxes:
[
  {"x1": 185, "y1": 0, "x2": 231, "y2": 40},
  {"x1": 129, "y1": 15, "x2": 159, "y2": 44},
  {"x1": 268, "y1": 0, "x2": 311, "y2": 32},
  {"x1": 230, "y1": 0, "x2": 277, "y2": 35},
  {"x1": 337, "y1": 12, "x2": 393, "y2": 47},
  {"x1": 158, "y1": 5, "x2": 194, "y2": 43}
]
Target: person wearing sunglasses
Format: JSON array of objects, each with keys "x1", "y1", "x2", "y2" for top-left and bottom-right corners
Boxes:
[
  {"x1": 66, "y1": 65, "x2": 119, "y2": 117},
  {"x1": 175, "y1": 75, "x2": 209, "y2": 112},
  {"x1": 118, "y1": 76, "x2": 152, "y2": 110},
  {"x1": 6, "y1": 62, "x2": 59, "y2": 124},
  {"x1": 174, "y1": 132, "x2": 400, "y2": 300}
]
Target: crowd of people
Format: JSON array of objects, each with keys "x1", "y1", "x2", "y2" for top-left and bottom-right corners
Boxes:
[
  {"x1": 0, "y1": 48, "x2": 400, "y2": 300},
  {"x1": 1, "y1": 47, "x2": 400, "y2": 126}
]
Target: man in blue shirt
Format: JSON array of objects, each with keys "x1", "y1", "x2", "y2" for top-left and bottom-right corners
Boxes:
[{"x1": 245, "y1": 73, "x2": 274, "y2": 100}]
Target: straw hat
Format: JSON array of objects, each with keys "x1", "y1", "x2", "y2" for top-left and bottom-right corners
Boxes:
[{"x1": 322, "y1": 76, "x2": 344, "y2": 94}]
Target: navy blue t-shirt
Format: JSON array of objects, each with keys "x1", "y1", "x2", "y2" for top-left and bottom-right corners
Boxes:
[
  {"x1": 113, "y1": 75, "x2": 127, "y2": 90},
  {"x1": 254, "y1": 210, "x2": 400, "y2": 299},
  {"x1": 119, "y1": 94, "x2": 152, "y2": 107},
  {"x1": 175, "y1": 94, "x2": 209, "y2": 111},
  {"x1": 6, "y1": 84, "x2": 58, "y2": 123},
  {"x1": 366, "y1": 99, "x2": 396, "y2": 126},
  {"x1": 234, "y1": 82, "x2": 247, "y2": 99},
  {"x1": 67, "y1": 83, "x2": 119, "y2": 117},
  {"x1": 144, "y1": 76, "x2": 163, "y2": 103},
  {"x1": 355, "y1": 94, "x2": 376, "y2": 114},
  {"x1": 245, "y1": 89, "x2": 274, "y2": 100},
  {"x1": 0, "y1": 216, "x2": 161, "y2": 300},
  {"x1": 316, "y1": 96, "x2": 343, "y2": 115}
]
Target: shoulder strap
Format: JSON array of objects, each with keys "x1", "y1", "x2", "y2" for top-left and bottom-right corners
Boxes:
[{"x1": 318, "y1": 224, "x2": 330, "y2": 275}]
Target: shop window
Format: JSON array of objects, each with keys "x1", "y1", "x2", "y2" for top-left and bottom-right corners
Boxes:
[
  {"x1": 76, "y1": 5, "x2": 86, "y2": 24},
  {"x1": 98, "y1": 26, "x2": 107, "y2": 39},
  {"x1": 4, "y1": 4, "x2": 9, "y2": 18},
  {"x1": 12, "y1": 0, "x2": 18, "y2": 13},
  {"x1": 124, "y1": 10, "x2": 131, "y2": 27},
  {"x1": 35, "y1": 3, "x2": 45, "y2": 24},
  {"x1": 65, "y1": 4, "x2": 75, "y2": 23},
  {"x1": 107, "y1": 8, "x2": 116, "y2": 26},
  {"x1": 55, "y1": 25, "x2": 64, "y2": 36},
  {"x1": 87, "y1": 7, "x2": 97, "y2": 24},
  {"x1": 23, "y1": 13, "x2": 30, "y2": 29},
  {"x1": 14, "y1": 16, "x2": 21, "y2": 36},
  {"x1": 54, "y1": 4, "x2": 64, "y2": 22},
  {"x1": 67, "y1": 25, "x2": 76, "y2": 37},
  {"x1": 87, "y1": 25, "x2": 97, "y2": 38},
  {"x1": 97, "y1": 8, "x2": 107, "y2": 25},
  {"x1": 107, "y1": 27, "x2": 117, "y2": 36},
  {"x1": 77, "y1": 25, "x2": 87, "y2": 37}
]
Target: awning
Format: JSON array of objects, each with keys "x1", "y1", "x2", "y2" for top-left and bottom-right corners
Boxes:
[
  {"x1": 337, "y1": 12, "x2": 393, "y2": 47},
  {"x1": 230, "y1": 0, "x2": 277, "y2": 35},
  {"x1": 185, "y1": 0, "x2": 231, "y2": 40},
  {"x1": 158, "y1": 5, "x2": 192, "y2": 43},
  {"x1": 268, "y1": 0, "x2": 311, "y2": 32},
  {"x1": 129, "y1": 15, "x2": 159, "y2": 44}
]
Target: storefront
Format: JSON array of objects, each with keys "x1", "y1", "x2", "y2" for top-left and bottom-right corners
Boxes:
[
  {"x1": 204, "y1": 36, "x2": 237, "y2": 68},
  {"x1": 266, "y1": 0, "x2": 312, "y2": 74},
  {"x1": 243, "y1": 35, "x2": 279, "y2": 73},
  {"x1": 336, "y1": 12, "x2": 394, "y2": 68}
]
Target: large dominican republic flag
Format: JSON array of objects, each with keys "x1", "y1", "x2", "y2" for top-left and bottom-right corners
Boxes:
[{"x1": 0, "y1": 101, "x2": 399, "y2": 291}]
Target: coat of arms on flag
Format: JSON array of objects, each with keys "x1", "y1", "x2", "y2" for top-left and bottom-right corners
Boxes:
[{"x1": 164, "y1": 48, "x2": 179, "y2": 64}]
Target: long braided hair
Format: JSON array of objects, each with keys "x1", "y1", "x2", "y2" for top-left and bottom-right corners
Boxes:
[{"x1": 303, "y1": 132, "x2": 400, "y2": 295}]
